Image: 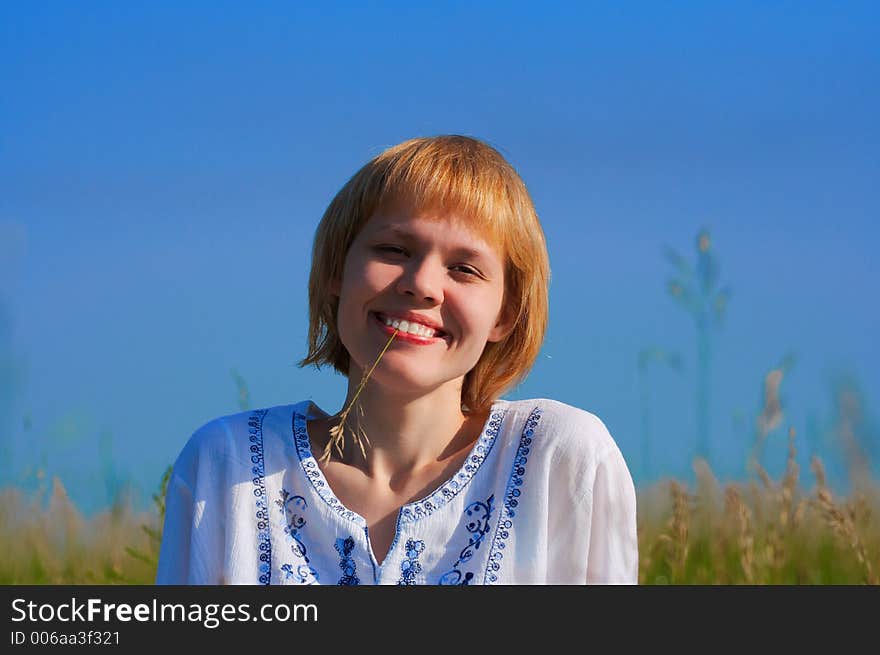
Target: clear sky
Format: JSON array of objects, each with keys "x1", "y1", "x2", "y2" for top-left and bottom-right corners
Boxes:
[{"x1": 1, "y1": 1, "x2": 878, "y2": 513}]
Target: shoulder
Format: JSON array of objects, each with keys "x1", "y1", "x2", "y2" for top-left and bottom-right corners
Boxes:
[
  {"x1": 170, "y1": 402, "x2": 303, "y2": 486},
  {"x1": 498, "y1": 397, "x2": 629, "y2": 490},
  {"x1": 500, "y1": 397, "x2": 618, "y2": 456}
]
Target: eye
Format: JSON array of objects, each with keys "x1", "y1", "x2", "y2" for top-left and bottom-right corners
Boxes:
[{"x1": 376, "y1": 246, "x2": 482, "y2": 279}]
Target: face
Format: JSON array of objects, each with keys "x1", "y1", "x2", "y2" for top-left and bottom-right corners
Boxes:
[{"x1": 329, "y1": 203, "x2": 514, "y2": 398}]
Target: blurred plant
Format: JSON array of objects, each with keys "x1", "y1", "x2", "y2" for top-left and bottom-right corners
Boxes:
[
  {"x1": 749, "y1": 352, "x2": 797, "y2": 472},
  {"x1": 0, "y1": 222, "x2": 28, "y2": 487},
  {"x1": 0, "y1": 292, "x2": 28, "y2": 486},
  {"x1": 22, "y1": 409, "x2": 93, "y2": 505},
  {"x1": 828, "y1": 370, "x2": 877, "y2": 492},
  {"x1": 99, "y1": 427, "x2": 122, "y2": 508},
  {"x1": 231, "y1": 368, "x2": 250, "y2": 411},
  {"x1": 638, "y1": 427, "x2": 880, "y2": 584},
  {"x1": 124, "y1": 464, "x2": 172, "y2": 575},
  {"x1": 803, "y1": 411, "x2": 823, "y2": 461},
  {"x1": 663, "y1": 227, "x2": 732, "y2": 468},
  {"x1": 810, "y1": 456, "x2": 877, "y2": 584},
  {"x1": 637, "y1": 346, "x2": 684, "y2": 481},
  {"x1": 653, "y1": 480, "x2": 695, "y2": 581},
  {"x1": 0, "y1": 478, "x2": 159, "y2": 584}
]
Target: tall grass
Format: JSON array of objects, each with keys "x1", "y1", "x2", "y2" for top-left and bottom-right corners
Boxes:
[
  {"x1": 1, "y1": 444, "x2": 876, "y2": 584},
  {"x1": 639, "y1": 431, "x2": 879, "y2": 584},
  {"x1": 0, "y1": 468, "x2": 169, "y2": 584}
]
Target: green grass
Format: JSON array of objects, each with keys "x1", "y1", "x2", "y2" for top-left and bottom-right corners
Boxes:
[
  {"x1": 638, "y1": 454, "x2": 879, "y2": 584},
  {"x1": 1, "y1": 458, "x2": 876, "y2": 584},
  {"x1": 0, "y1": 467, "x2": 170, "y2": 585}
]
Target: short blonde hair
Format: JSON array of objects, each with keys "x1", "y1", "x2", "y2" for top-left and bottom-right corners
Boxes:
[{"x1": 297, "y1": 135, "x2": 550, "y2": 415}]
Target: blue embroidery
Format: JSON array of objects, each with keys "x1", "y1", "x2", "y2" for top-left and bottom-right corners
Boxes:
[
  {"x1": 397, "y1": 539, "x2": 425, "y2": 585},
  {"x1": 437, "y1": 494, "x2": 495, "y2": 585},
  {"x1": 291, "y1": 409, "x2": 364, "y2": 525},
  {"x1": 248, "y1": 409, "x2": 272, "y2": 585},
  {"x1": 293, "y1": 404, "x2": 507, "y2": 528},
  {"x1": 280, "y1": 562, "x2": 320, "y2": 584},
  {"x1": 334, "y1": 536, "x2": 361, "y2": 585},
  {"x1": 398, "y1": 407, "x2": 506, "y2": 525},
  {"x1": 287, "y1": 400, "x2": 515, "y2": 585},
  {"x1": 484, "y1": 406, "x2": 542, "y2": 584},
  {"x1": 275, "y1": 488, "x2": 320, "y2": 584}
]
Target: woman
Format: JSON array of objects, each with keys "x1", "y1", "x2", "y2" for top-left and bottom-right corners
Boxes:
[{"x1": 156, "y1": 135, "x2": 638, "y2": 585}]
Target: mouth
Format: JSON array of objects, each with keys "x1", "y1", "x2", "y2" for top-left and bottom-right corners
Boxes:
[{"x1": 370, "y1": 312, "x2": 451, "y2": 344}]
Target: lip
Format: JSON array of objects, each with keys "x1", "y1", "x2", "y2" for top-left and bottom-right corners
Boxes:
[
  {"x1": 371, "y1": 311, "x2": 450, "y2": 345},
  {"x1": 374, "y1": 310, "x2": 447, "y2": 334}
]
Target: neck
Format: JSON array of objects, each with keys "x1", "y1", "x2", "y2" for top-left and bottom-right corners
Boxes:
[{"x1": 326, "y1": 378, "x2": 483, "y2": 482}]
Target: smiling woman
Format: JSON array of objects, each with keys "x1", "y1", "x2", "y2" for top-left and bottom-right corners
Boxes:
[{"x1": 156, "y1": 135, "x2": 638, "y2": 585}]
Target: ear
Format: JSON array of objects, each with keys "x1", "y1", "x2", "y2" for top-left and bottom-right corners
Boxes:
[
  {"x1": 329, "y1": 275, "x2": 342, "y2": 298},
  {"x1": 487, "y1": 302, "x2": 516, "y2": 343}
]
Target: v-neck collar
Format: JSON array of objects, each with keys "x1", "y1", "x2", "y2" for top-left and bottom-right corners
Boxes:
[{"x1": 289, "y1": 399, "x2": 508, "y2": 527}]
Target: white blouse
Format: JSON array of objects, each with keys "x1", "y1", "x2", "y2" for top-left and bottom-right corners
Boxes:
[{"x1": 155, "y1": 397, "x2": 638, "y2": 585}]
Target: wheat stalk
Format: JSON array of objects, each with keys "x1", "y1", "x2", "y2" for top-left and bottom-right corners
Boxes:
[
  {"x1": 810, "y1": 455, "x2": 877, "y2": 585},
  {"x1": 725, "y1": 485, "x2": 754, "y2": 583},
  {"x1": 319, "y1": 328, "x2": 400, "y2": 465},
  {"x1": 780, "y1": 426, "x2": 799, "y2": 530},
  {"x1": 659, "y1": 480, "x2": 691, "y2": 580},
  {"x1": 753, "y1": 459, "x2": 774, "y2": 491}
]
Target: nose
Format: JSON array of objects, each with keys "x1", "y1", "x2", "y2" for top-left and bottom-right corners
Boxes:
[{"x1": 395, "y1": 255, "x2": 444, "y2": 303}]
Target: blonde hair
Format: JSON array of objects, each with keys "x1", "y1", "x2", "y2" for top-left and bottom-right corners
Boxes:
[{"x1": 297, "y1": 135, "x2": 551, "y2": 415}]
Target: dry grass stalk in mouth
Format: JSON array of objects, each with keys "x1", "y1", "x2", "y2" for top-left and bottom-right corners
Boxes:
[{"x1": 320, "y1": 328, "x2": 400, "y2": 465}]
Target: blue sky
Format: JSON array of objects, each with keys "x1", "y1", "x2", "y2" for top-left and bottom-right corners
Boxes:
[{"x1": 1, "y1": 1, "x2": 878, "y2": 513}]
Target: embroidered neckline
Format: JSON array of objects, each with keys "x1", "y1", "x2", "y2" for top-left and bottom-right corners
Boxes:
[
  {"x1": 484, "y1": 404, "x2": 543, "y2": 584},
  {"x1": 247, "y1": 408, "x2": 272, "y2": 585},
  {"x1": 290, "y1": 400, "x2": 507, "y2": 527}
]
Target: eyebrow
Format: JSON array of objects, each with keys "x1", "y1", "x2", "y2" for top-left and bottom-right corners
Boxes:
[{"x1": 374, "y1": 225, "x2": 493, "y2": 263}]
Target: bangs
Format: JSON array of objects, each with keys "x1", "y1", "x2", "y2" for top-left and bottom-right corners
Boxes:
[{"x1": 368, "y1": 136, "x2": 514, "y2": 254}]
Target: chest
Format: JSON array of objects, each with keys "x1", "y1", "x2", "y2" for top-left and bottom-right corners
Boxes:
[
  {"x1": 319, "y1": 465, "x2": 457, "y2": 566},
  {"x1": 316, "y1": 469, "x2": 403, "y2": 561}
]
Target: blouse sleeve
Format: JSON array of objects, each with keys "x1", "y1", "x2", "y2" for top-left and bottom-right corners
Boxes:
[
  {"x1": 585, "y1": 445, "x2": 639, "y2": 584},
  {"x1": 155, "y1": 469, "x2": 220, "y2": 585}
]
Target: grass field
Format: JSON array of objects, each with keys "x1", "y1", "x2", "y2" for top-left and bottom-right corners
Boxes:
[{"x1": 2, "y1": 440, "x2": 877, "y2": 585}]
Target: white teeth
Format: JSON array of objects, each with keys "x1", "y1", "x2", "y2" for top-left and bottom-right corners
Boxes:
[{"x1": 380, "y1": 314, "x2": 440, "y2": 338}]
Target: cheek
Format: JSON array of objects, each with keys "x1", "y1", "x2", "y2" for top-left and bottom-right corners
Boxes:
[
  {"x1": 476, "y1": 294, "x2": 508, "y2": 337},
  {"x1": 450, "y1": 290, "x2": 501, "y2": 329},
  {"x1": 340, "y1": 259, "x2": 384, "y2": 295}
]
